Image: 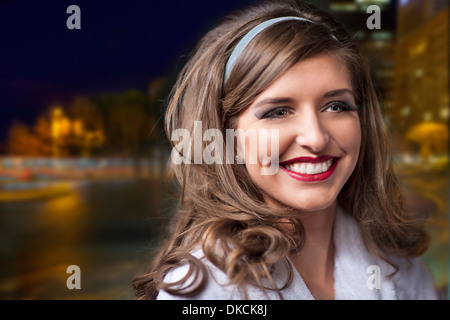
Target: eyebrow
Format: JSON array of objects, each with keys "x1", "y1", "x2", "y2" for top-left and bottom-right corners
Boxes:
[
  {"x1": 323, "y1": 88, "x2": 354, "y2": 97},
  {"x1": 252, "y1": 98, "x2": 294, "y2": 109}
]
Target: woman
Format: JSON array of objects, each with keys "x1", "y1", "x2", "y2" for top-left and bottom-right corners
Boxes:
[{"x1": 133, "y1": 0, "x2": 437, "y2": 299}]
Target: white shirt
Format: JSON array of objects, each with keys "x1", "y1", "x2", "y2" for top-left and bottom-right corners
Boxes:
[{"x1": 157, "y1": 207, "x2": 438, "y2": 300}]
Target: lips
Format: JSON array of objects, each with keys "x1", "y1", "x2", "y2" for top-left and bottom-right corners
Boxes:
[{"x1": 280, "y1": 155, "x2": 339, "y2": 182}]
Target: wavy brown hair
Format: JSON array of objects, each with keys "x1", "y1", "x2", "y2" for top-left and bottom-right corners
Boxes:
[{"x1": 133, "y1": 0, "x2": 430, "y2": 299}]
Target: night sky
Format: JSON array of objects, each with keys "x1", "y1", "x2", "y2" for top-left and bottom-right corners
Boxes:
[{"x1": 0, "y1": 0, "x2": 258, "y2": 144}]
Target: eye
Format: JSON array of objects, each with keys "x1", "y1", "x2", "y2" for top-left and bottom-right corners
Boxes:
[
  {"x1": 260, "y1": 107, "x2": 292, "y2": 119},
  {"x1": 322, "y1": 101, "x2": 358, "y2": 113}
]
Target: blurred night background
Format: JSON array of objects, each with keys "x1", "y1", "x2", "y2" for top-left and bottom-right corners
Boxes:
[{"x1": 0, "y1": 0, "x2": 448, "y2": 299}]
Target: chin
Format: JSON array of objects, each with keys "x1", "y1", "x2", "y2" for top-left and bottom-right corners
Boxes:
[
  {"x1": 290, "y1": 200, "x2": 336, "y2": 213},
  {"x1": 291, "y1": 187, "x2": 339, "y2": 210},
  {"x1": 265, "y1": 191, "x2": 338, "y2": 213}
]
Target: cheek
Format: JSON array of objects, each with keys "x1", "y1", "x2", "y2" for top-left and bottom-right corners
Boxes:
[
  {"x1": 333, "y1": 118, "x2": 361, "y2": 159},
  {"x1": 238, "y1": 129, "x2": 283, "y2": 164}
]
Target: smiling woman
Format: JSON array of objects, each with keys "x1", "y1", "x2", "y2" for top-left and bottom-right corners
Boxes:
[
  {"x1": 133, "y1": 0, "x2": 438, "y2": 300},
  {"x1": 235, "y1": 53, "x2": 361, "y2": 299}
]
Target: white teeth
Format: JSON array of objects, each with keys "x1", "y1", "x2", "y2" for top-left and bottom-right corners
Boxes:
[
  {"x1": 326, "y1": 159, "x2": 332, "y2": 170},
  {"x1": 315, "y1": 163, "x2": 323, "y2": 174},
  {"x1": 284, "y1": 159, "x2": 334, "y2": 175},
  {"x1": 300, "y1": 163, "x2": 307, "y2": 174}
]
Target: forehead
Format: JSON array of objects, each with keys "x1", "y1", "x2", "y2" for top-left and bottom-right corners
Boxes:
[{"x1": 255, "y1": 53, "x2": 352, "y2": 101}]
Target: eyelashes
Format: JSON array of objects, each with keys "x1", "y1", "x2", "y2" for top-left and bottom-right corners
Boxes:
[
  {"x1": 257, "y1": 101, "x2": 359, "y2": 120},
  {"x1": 257, "y1": 107, "x2": 292, "y2": 119},
  {"x1": 322, "y1": 101, "x2": 359, "y2": 113}
]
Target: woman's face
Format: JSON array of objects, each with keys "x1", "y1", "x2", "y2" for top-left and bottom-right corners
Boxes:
[{"x1": 236, "y1": 53, "x2": 361, "y2": 212}]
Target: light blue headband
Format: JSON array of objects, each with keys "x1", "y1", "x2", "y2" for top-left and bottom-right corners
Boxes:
[{"x1": 224, "y1": 16, "x2": 314, "y2": 84}]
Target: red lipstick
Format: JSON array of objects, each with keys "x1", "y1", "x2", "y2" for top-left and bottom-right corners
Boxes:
[
  {"x1": 279, "y1": 156, "x2": 339, "y2": 182},
  {"x1": 280, "y1": 155, "x2": 336, "y2": 165}
]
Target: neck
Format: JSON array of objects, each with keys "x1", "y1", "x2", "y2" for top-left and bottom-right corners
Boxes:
[{"x1": 289, "y1": 202, "x2": 336, "y2": 299}]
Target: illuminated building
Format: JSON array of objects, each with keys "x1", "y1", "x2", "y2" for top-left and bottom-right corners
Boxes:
[
  {"x1": 326, "y1": 0, "x2": 396, "y2": 120},
  {"x1": 394, "y1": 0, "x2": 449, "y2": 134}
]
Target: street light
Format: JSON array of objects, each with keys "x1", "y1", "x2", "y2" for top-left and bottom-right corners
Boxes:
[{"x1": 52, "y1": 107, "x2": 63, "y2": 157}]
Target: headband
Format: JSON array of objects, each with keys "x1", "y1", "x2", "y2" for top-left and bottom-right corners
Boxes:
[{"x1": 224, "y1": 16, "x2": 314, "y2": 84}]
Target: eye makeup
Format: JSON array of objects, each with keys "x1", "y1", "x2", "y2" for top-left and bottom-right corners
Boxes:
[
  {"x1": 251, "y1": 87, "x2": 358, "y2": 120},
  {"x1": 256, "y1": 106, "x2": 293, "y2": 119},
  {"x1": 321, "y1": 100, "x2": 359, "y2": 113},
  {"x1": 255, "y1": 100, "x2": 358, "y2": 120}
]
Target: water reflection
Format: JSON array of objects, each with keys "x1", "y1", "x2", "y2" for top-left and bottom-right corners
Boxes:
[
  {"x1": 0, "y1": 173, "x2": 447, "y2": 299},
  {"x1": 0, "y1": 178, "x2": 171, "y2": 299}
]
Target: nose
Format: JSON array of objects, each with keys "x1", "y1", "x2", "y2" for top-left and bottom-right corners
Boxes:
[{"x1": 294, "y1": 110, "x2": 329, "y2": 153}]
